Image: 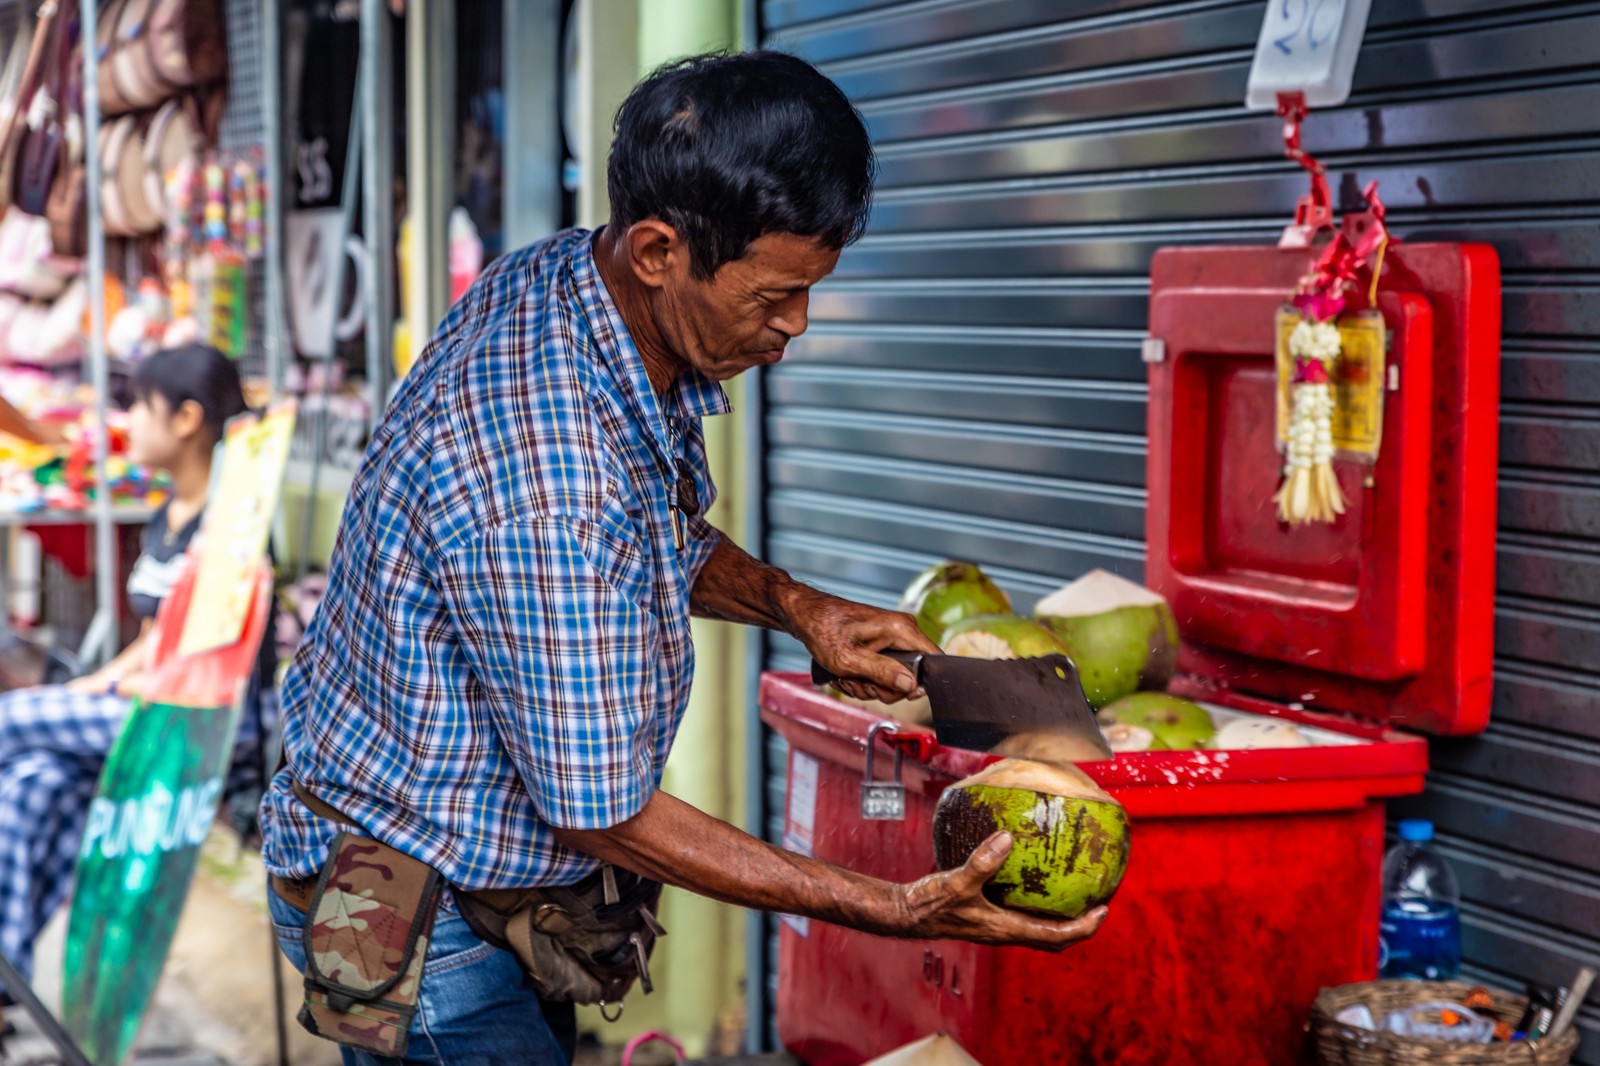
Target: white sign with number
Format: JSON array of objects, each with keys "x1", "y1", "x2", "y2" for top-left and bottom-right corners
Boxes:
[{"x1": 1246, "y1": 0, "x2": 1374, "y2": 110}]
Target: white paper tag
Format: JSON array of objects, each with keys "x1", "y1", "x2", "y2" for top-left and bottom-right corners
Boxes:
[
  {"x1": 1245, "y1": 0, "x2": 1374, "y2": 110},
  {"x1": 780, "y1": 753, "x2": 821, "y2": 937}
]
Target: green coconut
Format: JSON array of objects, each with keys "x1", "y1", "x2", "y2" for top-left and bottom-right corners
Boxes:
[
  {"x1": 1099, "y1": 692, "x2": 1216, "y2": 751},
  {"x1": 899, "y1": 561, "x2": 1012, "y2": 645},
  {"x1": 933, "y1": 758, "x2": 1129, "y2": 919},
  {"x1": 940, "y1": 614, "x2": 1070, "y2": 659},
  {"x1": 1034, "y1": 569, "x2": 1180, "y2": 709}
]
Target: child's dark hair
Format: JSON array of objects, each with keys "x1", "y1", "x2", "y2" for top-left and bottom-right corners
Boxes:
[{"x1": 131, "y1": 345, "x2": 249, "y2": 442}]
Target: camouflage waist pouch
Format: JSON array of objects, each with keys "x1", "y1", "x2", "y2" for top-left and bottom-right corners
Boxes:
[
  {"x1": 455, "y1": 864, "x2": 666, "y2": 1018},
  {"x1": 292, "y1": 786, "x2": 442, "y2": 1058}
]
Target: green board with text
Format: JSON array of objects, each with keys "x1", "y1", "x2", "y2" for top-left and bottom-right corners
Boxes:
[{"x1": 59, "y1": 407, "x2": 293, "y2": 1064}]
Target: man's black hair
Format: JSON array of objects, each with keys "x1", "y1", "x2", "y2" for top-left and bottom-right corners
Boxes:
[
  {"x1": 607, "y1": 50, "x2": 876, "y2": 279},
  {"x1": 131, "y1": 344, "x2": 249, "y2": 441}
]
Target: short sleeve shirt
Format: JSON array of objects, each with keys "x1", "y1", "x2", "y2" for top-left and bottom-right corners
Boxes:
[{"x1": 258, "y1": 229, "x2": 730, "y2": 889}]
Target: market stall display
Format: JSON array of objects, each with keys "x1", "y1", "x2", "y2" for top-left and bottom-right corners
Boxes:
[{"x1": 762, "y1": 197, "x2": 1501, "y2": 1062}]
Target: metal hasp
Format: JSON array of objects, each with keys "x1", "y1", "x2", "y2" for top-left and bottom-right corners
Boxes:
[
  {"x1": 859, "y1": 721, "x2": 906, "y2": 821},
  {"x1": 1145, "y1": 237, "x2": 1502, "y2": 736}
]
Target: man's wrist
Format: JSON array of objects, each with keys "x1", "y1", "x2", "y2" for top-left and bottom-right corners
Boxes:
[
  {"x1": 771, "y1": 575, "x2": 820, "y2": 638},
  {"x1": 882, "y1": 880, "x2": 918, "y2": 938}
]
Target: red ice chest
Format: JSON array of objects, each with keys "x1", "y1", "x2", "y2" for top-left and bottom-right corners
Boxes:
[{"x1": 762, "y1": 240, "x2": 1499, "y2": 1065}]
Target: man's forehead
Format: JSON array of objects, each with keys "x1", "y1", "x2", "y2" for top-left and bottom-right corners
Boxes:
[{"x1": 733, "y1": 233, "x2": 841, "y2": 287}]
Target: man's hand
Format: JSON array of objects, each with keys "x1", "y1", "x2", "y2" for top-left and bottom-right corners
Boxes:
[
  {"x1": 687, "y1": 535, "x2": 940, "y2": 702},
  {"x1": 556, "y1": 791, "x2": 1108, "y2": 953},
  {"x1": 899, "y1": 831, "x2": 1107, "y2": 951},
  {"x1": 781, "y1": 585, "x2": 940, "y2": 704}
]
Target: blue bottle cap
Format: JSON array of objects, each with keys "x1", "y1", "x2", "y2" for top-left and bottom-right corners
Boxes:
[{"x1": 1398, "y1": 819, "x2": 1434, "y2": 842}]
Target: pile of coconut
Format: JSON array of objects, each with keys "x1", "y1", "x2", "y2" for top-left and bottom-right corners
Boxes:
[{"x1": 825, "y1": 561, "x2": 1313, "y2": 753}]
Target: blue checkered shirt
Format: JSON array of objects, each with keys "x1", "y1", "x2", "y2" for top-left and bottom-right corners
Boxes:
[{"x1": 259, "y1": 229, "x2": 730, "y2": 889}]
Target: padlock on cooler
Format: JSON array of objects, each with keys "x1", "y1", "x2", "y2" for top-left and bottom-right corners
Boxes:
[{"x1": 860, "y1": 721, "x2": 906, "y2": 821}]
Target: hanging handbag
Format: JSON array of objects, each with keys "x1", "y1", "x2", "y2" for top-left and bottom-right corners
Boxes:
[
  {"x1": 95, "y1": 0, "x2": 136, "y2": 116},
  {"x1": 4, "y1": 299, "x2": 52, "y2": 365},
  {"x1": 0, "y1": 292, "x2": 25, "y2": 361},
  {"x1": 0, "y1": 206, "x2": 76, "y2": 299},
  {"x1": 146, "y1": 0, "x2": 227, "y2": 91},
  {"x1": 109, "y1": 0, "x2": 174, "y2": 111},
  {"x1": 100, "y1": 112, "x2": 163, "y2": 236},
  {"x1": 140, "y1": 93, "x2": 199, "y2": 219},
  {"x1": 0, "y1": 18, "x2": 35, "y2": 214},
  {"x1": 0, "y1": 1, "x2": 56, "y2": 215},
  {"x1": 46, "y1": 28, "x2": 88, "y2": 259},
  {"x1": 13, "y1": 0, "x2": 73, "y2": 218},
  {"x1": 35, "y1": 275, "x2": 89, "y2": 365}
]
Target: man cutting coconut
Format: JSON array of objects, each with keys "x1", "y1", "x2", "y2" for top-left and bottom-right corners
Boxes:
[{"x1": 259, "y1": 51, "x2": 1106, "y2": 1065}]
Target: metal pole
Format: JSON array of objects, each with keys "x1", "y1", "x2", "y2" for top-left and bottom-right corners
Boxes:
[
  {"x1": 406, "y1": 0, "x2": 453, "y2": 353},
  {"x1": 738, "y1": 1, "x2": 772, "y2": 1050},
  {"x1": 0, "y1": 948, "x2": 94, "y2": 1066},
  {"x1": 78, "y1": 0, "x2": 118, "y2": 669},
  {"x1": 262, "y1": 0, "x2": 287, "y2": 401},
  {"x1": 295, "y1": 94, "x2": 363, "y2": 589},
  {"x1": 360, "y1": 0, "x2": 394, "y2": 428}
]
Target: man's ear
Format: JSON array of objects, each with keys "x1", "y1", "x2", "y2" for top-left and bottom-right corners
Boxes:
[{"x1": 624, "y1": 219, "x2": 683, "y2": 289}]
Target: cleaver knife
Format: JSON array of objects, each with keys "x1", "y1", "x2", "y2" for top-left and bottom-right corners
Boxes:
[{"x1": 812, "y1": 651, "x2": 1113, "y2": 759}]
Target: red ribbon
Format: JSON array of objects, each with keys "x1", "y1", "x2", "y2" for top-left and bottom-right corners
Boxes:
[
  {"x1": 1294, "y1": 357, "x2": 1332, "y2": 386},
  {"x1": 1291, "y1": 182, "x2": 1391, "y2": 322}
]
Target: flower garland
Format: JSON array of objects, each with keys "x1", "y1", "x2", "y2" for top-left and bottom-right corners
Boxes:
[
  {"x1": 1276, "y1": 318, "x2": 1346, "y2": 525},
  {"x1": 1274, "y1": 180, "x2": 1393, "y2": 527}
]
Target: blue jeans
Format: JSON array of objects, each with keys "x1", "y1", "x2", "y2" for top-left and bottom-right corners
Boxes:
[{"x1": 268, "y1": 883, "x2": 576, "y2": 1065}]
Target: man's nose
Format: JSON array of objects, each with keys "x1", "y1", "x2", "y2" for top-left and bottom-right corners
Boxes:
[{"x1": 769, "y1": 291, "x2": 811, "y2": 339}]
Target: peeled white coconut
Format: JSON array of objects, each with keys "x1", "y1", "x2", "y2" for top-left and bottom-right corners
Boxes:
[
  {"x1": 827, "y1": 686, "x2": 933, "y2": 726},
  {"x1": 1213, "y1": 717, "x2": 1311, "y2": 750},
  {"x1": 863, "y1": 1035, "x2": 983, "y2": 1066},
  {"x1": 1103, "y1": 722, "x2": 1165, "y2": 754}
]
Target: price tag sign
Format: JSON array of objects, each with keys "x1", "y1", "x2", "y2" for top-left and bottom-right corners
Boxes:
[{"x1": 1246, "y1": 0, "x2": 1374, "y2": 110}]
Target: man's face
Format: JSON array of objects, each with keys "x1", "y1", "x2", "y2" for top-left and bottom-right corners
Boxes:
[{"x1": 654, "y1": 232, "x2": 841, "y2": 381}]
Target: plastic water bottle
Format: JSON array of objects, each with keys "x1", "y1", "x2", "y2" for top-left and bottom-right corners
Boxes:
[{"x1": 1379, "y1": 819, "x2": 1462, "y2": 980}]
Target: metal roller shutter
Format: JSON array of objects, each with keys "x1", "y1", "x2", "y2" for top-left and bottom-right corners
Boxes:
[{"x1": 753, "y1": 0, "x2": 1600, "y2": 1056}]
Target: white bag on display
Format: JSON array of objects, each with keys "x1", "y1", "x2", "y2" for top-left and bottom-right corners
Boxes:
[{"x1": 286, "y1": 207, "x2": 367, "y2": 357}]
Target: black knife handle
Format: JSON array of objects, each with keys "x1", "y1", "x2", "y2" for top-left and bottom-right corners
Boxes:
[{"x1": 811, "y1": 649, "x2": 923, "y2": 688}]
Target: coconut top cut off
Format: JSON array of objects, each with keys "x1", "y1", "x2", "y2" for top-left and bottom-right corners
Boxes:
[
  {"x1": 955, "y1": 756, "x2": 1118, "y2": 807},
  {"x1": 989, "y1": 729, "x2": 1114, "y2": 767},
  {"x1": 1034, "y1": 568, "x2": 1167, "y2": 619}
]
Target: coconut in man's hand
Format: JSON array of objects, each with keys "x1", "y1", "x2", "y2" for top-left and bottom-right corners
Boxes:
[{"x1": 933, "y1": 758, "x2": 1129, "y2": 920}]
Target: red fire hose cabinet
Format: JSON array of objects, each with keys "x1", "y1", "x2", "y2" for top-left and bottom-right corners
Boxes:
[{"x1": 761, "y1": 240, "x2": 1501, "y2": 1065}]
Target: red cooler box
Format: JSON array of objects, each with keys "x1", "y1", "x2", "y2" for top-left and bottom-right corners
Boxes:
[{"x1": 762, "y1": 239, "x2": 1500, "y2": 1066}]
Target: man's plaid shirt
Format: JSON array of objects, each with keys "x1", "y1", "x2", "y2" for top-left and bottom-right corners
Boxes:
[{"x1": 260, "y1": 229, "x2": 729, "y2": 889}]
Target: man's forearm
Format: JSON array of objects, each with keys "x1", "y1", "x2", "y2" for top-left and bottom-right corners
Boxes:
[
  {"x1": 555, "y1": 789, "x2": 912, "y2": 937},
  {"x1": 689, "y1": 531, "x2": 809, "y2": 633}
]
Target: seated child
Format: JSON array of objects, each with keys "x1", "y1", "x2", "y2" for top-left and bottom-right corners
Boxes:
[{"x1": 0, "y1": 344, "x2": 277, "y2": 1008}]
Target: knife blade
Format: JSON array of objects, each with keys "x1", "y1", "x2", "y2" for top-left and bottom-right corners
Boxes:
[{"x1": 812, "y1": 651, "x2": 1113, "y2": 759}]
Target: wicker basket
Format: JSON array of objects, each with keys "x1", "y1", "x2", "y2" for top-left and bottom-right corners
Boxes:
[{"x1": 1312, "y1": 981, "x2": 1580, "y2": 1065}]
